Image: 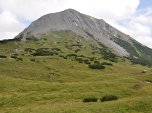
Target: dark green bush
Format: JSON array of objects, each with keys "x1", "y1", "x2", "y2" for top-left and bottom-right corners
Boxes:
[
  {"x1": 32, "y1": 48, "x2": 59, "y2": 56},
  {"x1": 52, "y1": 48, "x2": 61, "y2": 52},
  {"x1": 114, "y1": 37, "x2": 139, "y2": 57},
  {"x1": 75, "y1": 49, "x2": 80, "y2": 53},
  {"x1": 43, "y1": 38, "x2": 47, "y2": 40},
  {"x1": 75, "y1": 58, "x2": 83, "y2": 63},
  {"x1": 97, "y1": 44, "x2": 118, "y2": 62},
  {"x1": 10, "y1": 56, "x2": 17, "y2": 59},
  {"x1": 16, "y1": 57, "x2": 23, "y2": 61},
  {"x1": 10, "y1": 53, "x2": 18, "y2": 59},
  {"x1": 59, "y1": 55, "x2": 67, "y2": 59},
  {"x1": 89, "y1": 63, "x2": 105, "y2": 69},
  {"x1": 30, "y1": 58, "x2": 36, "y2": 62},
  {"x1": 83, "y1": 97, "x2": 97, "y2": 102},
  {"x1": 82, "y1": 59, "x2": 90, "y2": 64},
  {"x1": 100, "y1": 95, "x2": 118, "y2": 102},
  {"x1": 10, "y1": 53, "x2": 22, "y2": 61},
  {"x1": 84, "y1": 60, "x2": 91, "y2": 64},
  {"x1": 0, "y1": 55, "x2": 7, "y2": 58}
]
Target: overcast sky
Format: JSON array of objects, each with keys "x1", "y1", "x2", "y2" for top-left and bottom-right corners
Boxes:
[{"x1": 0, "y1": 0, "x2": 152, "y2": 48}]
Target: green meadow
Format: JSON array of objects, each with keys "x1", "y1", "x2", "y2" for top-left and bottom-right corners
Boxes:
[{"x1": 0, "y1": 31, "x2": 152, "y2": 113}]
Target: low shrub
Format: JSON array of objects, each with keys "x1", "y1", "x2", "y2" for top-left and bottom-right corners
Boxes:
[
  {"x1": 75, "y1": 57, "x2": 82, "y2": 61},
  {"x1": 83, "y1": 97, "x2": 97, "y2": 102},
  {"x1": 30, "y1": 58, "x2": 36, "y2": 62},
  {"x1": 89, "y1": 63, "x2": 105, "y2": 69},
  {"x1": 75, "y1": 49, "x2": 80, "y2": 53},
  {"x1": 84, "y1": 61, "x2": 91, "y2": 64},
  {"x1": 83, "y1": 59, "x2": 91, "y2": 64},
  {"x1": 16, "y1": 57, "x2": 23, "y2": 61},
  {"x1": 11, "y1": 56, "x2": 17, "y2": 59},
  {"x1": 100, "y1": 95, "x2": 118, "y2": 102},
  {"x1": 10, "y1": 53, "x2": 18, "y2": 59},
  {"x1": 52, "y1": 48, "x2": 61, "y2": 52},
  {"x1": 0, "y1": 55, "x2": 7, "y2": 58}
]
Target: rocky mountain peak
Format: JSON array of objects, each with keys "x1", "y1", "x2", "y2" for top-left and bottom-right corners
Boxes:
[{"x1": 16, "y1": 9, "x2": 144, "y2": 57}]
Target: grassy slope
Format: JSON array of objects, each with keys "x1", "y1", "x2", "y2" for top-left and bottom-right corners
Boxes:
[{"x1": 0, "y1": 31, "x2": 152, "y2": 113}]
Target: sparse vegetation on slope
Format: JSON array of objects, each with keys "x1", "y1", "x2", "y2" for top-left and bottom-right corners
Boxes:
[{"x1": 114, "y1": 36, "x2": 152, "y2": 66}]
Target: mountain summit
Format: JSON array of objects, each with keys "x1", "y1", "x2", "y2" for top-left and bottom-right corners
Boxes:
[{"x1": 16, "y1": 9, "x2": 152, "y2": 63}]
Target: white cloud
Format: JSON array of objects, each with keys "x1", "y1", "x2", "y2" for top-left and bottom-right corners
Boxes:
[
  {"x1": 0, "y1": 0, "x2": 66, "y2": 21},
  {"x1": 0, "y1": 10, "x2": 26, "y2": 40},
  {"x1": 65, "y1": 0, "x2": 139, "y2": 22},
  {"x1": 0, "y1": 32, "x2": 19, "y2": 40},
  {"x1": 0, "y1": 0, "x2": 152, "y2": 48},
  {"x1": 111, "y1": 8, "x2": 152, "y2": 48},
  {"x1": 0, "y1": 0, "x2": 140, "y2": 21}
]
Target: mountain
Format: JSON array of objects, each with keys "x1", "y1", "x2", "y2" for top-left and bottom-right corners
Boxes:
[
  {"x1": 16, "y1": 9, "x2": 131, "y2": 56},
  {"x1": 14, "y1": 9, "x2": 152, "y2": 66},
  {"x1": 1, "y1": 9, "x2": 152, "y2": 113}
]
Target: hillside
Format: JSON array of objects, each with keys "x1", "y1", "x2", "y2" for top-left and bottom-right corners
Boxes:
[
  {"x1": 0, "y1": 9, "x2": 152, "y2": 113},
  {"x1": 0, "y1": 30, "x2": 152, "y2": 113}
]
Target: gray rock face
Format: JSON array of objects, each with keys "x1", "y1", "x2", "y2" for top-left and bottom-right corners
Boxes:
[{"x1": 16, "y1": 9, "x2": 138, "y2": 56}]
